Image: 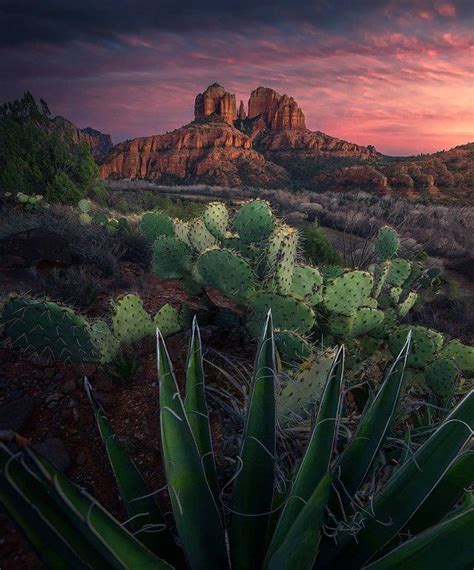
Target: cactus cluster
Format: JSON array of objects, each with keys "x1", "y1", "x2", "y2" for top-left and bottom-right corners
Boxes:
[
  {"x1": 11, "y1": 192, "x2": 46, "y2": 210},
  {"x1": 149, "y1": 202, "x2": 451, "y2": 367},
  {"x1": 387, "y1": 325, "x2": 473, "y2": 397},
  {"x1": 0, "y1": 294, "x2": 184, "y2": 365}
]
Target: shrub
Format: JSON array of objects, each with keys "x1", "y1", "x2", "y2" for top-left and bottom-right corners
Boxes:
[{"x1": 301, "y1": 223, "x2": 342, "y2": 266}]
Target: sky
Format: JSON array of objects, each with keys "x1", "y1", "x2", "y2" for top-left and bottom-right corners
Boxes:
[{"x1": 0, "y1": 0, "x2": 473, "y2": 156}]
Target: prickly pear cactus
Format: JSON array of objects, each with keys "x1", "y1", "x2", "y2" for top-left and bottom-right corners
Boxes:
[
  {"x1": 140, "y1": 212, "x2": 175, "y2": 241},
  {"x1": 267, "y1": 225, "x2": 298, "y2": 294},
  {"x1": 197, "y1": 249, "x2": 254, "y2": 300},
  {"x1": 274, "y1": 330, "x2": 312, "y2": 366},
  {"x1": 154, "y1": 304, "x2": 181, "y2": 338},
  {"x1": 173, "y1": 218, "x2": 191, "y2": 245},
  {"x1": 91, "y1": 320, "x2": 120, "y2": 364},
  {"x1": 203, "y1": 202, "x2": 229, "y2": 240},
  {"x1": 440, "y1": 340, "x2": 474, "y2": 372},
  {"x1": 388, "y1": 326, "x2": 441, "y2": 368},
  {"x1": 1, "y1": 296, "x2": 97, "y2": 363},
  {"x1": 386, "y1": 258, "x2": 411, "y2": 287},
  {"x1": 188, "y1": 218, "x2": 218, "y2": 252},
  {"x1": 92, "y1": 212, "x2": 109, "y2": 226},
  {"x1": 233, "y1": 199, "x2": 274, "y2": 243},
  {"x1": 247, "y1": 293, "x2": 315, "y2": 337},
  {"x1": 425, "y1": 358, "x2": 459, "y2": 396},
  {"x1": 152, "y1": 237, "x2": 193, "y2": 279},
  {"x1": 79, "y1": 212, "x2": 92, "y2": 224},
  {"x1": 398, "y1": 291, "x2": 418, "y2": 318},
  {"x1": 111, "y1": 294, "x2": 153, "y2": 344},
  {"x1": 371, "y1": 261, "x2": 391, "y2": 299},
  {"x1": 78, "y1": 199, "x2": 92, "y2": 214},
  {"x1": 277, "y1": 349, "x2": 337, "y2": 426},
  {"x1": 375, "y1": 226, "x2": 399, "y2": 260},
  {"x1": 328, "y1": 307, "x2": 384, "y2": 339},
  {"x1": 323, "y1": 270, "x2": 373, "y2": 316},
  {"x1": 289, "y1": 265, "x2": 323, "y2": 303},
  {"x1": 221, "y1": 237, "x2": 259, "y2": 261}
]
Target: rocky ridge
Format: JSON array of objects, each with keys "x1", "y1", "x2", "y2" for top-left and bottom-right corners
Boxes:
[
  {"x1": 53, "y1": 116, "x2": 113, "y2": 158},
  {"x1": 97, "y1": 83, "x2": 472, "y2": 196}
]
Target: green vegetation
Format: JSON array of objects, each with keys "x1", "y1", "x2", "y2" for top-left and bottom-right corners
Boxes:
[
  {"x1": 0, "y1": 93, "x2": 102, "y2": 204},
  {"x1": 1, "y1": 317, "x2": 473, "y2": 569},
  {"x1": 301, "y1": 224, "x2": 342, "y2": 266}
]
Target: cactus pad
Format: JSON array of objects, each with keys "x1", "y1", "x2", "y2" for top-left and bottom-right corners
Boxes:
[
  {"x1": 398, "y1": 291, "x2": 418, "y2": 318},
  {"x1": 328, "y1": 307, "x2": 384, "y2": 339},
  {"x1": 111, "y1": 294, "x2": 153, "y2": 344},
  {"x1": 152, "y1": 237, "x2": 193, "y2": 279},
  {"x1": 203, "y1": 202, "x2": 229, "y2": 240},
  {"x1": 267, "y1": 225, "x2": 298, "y2": 294},
  {"x1": 173, "y1": 219, "x2": 191, "y2": 244},
  {"x1": 247, "y1": 293, "x2": 315, "y2": 337},
  {"x1": 221, "y1": 237, "x2": 259, "y2": 261},
  {"x1": 274, "y1": 330, "x2": 312, "y2": 366},
  {"x1": 78, "y1": 199, "x2": 92, "y2": 213},
  {"x1": 79, "y1": 212, "x2": 92, "y2": 224},
  {"x1": 1, "y1": 297, "x2": 97, "y2": 363},
  {"x1": 425, "y1": 358, "x2": 459, "y2": 396},
  {"x1": 388, "y1": 326, "x2": 439, "y2": 368},
  {"x1": 277, "y1": 350, "x2": 337, "y2": 425},
  {"x1": 91, "y1": 320, "x2": 120, "y2": 364},
  {"x1": 154, "y1": 304, "x2": 181, "y2": 338},
  {"x1": 197, "y1": 249, "x2": 254, "y2": 300},
  {"x1": 375, "y1": 226, "x2": 399, "y2": 260},
  {"x1": 440, "y1": 340, "x2": 474, "y2": 372},
  {"x1": 323, "y1": 270, "x2": 373, "y2": 316},
  {"x1": 233, "y1": 199, "x2": 274, "y2": 242},
  {"x1": 140, "y1": 212, "x2": 175, "y2": 241},
  {"x1": 93, "y1": 212, "x2": 108, "y2": 225},
  {"x1": 372, "y1": 261, "x2": 390, "y2": 298},
  {"x1": 386, "y1": 258, "x2": 411, "y2": 287},
  {"x1": 289, "y1": 265, "x2": 323, "y2": 302},
  {"x1": 188, "y1": 218, "x2": 218, "y2": 252}
]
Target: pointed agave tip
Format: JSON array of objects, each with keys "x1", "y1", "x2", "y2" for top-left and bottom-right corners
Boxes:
[{"x1": 83, "y1": 376, "x2": 93, "y2": 402}]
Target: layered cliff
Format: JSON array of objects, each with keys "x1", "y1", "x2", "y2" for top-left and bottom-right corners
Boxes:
[
  {"x1": 100, "y1": 118, "x2": 289, "y2": 187},
  {"x1": 194, "y1": 83, "x2": 237, "y2": 124},
  {"x1": 248, "y1": 87, "x2": 306, "y2": 130},
  {"x1": 52, "y1": 116, "x2": 113, "y2": 158}
]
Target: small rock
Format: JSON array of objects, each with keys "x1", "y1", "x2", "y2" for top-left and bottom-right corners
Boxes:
[
  {"x1": 62, "y1": 380, "x2": 76, "y2": 394},
  {"x1": 33, "y1": 438, "x2": 70, "y2": 472},
  {"x1": 53, "y1": 371, "x2": 66, "y2": 382},
  {"x1": 0, "y1": 397, "x2": 34, "y2": 431}
]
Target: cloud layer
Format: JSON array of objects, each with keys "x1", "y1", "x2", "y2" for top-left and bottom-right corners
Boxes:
[{"x1": 1, "y1": 0, "x2": 472, "y2": 155}]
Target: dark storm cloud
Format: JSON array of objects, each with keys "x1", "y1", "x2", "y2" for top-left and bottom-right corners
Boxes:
[{"x1": 2, "y1": 0, "x2": 470, "y2": 47}]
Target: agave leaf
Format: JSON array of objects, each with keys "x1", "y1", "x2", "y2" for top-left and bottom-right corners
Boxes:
[
  {"x1": 157, "y1": 329, "x2": 228, "y2": 570},
  {"x1": 28, "y1": 448, "x2": 173, "y2": 569},
  {"x1": 332, "y1": 333, "x2": 411, "y2": 513},
  {"x1": 0, "y1": 444, "x2": 100, "y2": 569},
  {"x1": 265, "y1": 473, "x2": 332, "y2": 570},
  {"x1": 362, "y1": 507, "x2": 474, "y2": 570},
  {"x1": 84, "y1": 378, "x2": 180, "y2": 563},
  {"x1": 230, "y1": 311, "x2": 277, "y2": 570},
  {"x1": 184, "y1": 317, "x2": 220, "y2": 511},
  {"x1": 403, "y1": 449, "x2": 474, "y2": 536},
  {"x1": 266, "y1": 346, "x2": 344, "y2": 560},
  {"x1": 338, "y1": 389, "x2": 474, "y2": 568}
]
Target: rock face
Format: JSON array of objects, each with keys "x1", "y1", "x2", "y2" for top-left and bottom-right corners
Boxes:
[
  {"x1": 248, "y1": 87, "x2": 306, "y2": 130},
  {"x1": 100, "y1": 118, "x2": 289, "y2": 187},
  {"x1": 237, "y1": 100, "x2": 246, "y2": 120},
  {"x1": 194, "y1": 83, "x2": 237, "y2": 124},
  {"x1": 52, "y1": 116, "x2": 113, "y2": 158}
]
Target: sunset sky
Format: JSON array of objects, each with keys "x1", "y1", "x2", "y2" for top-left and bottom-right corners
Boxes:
[{"x1": 1, "y1": 0, "x2": 473, "y2": 155}]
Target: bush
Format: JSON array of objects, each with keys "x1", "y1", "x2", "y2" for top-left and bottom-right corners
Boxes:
[
  {"x1": 0, "y1": 92, "x2": 102, "y2": 204},
  {"x1": 301, "y1": 224, "x2": 341, "y2": 266}
]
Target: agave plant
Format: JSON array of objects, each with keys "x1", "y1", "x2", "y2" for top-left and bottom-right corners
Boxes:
[{"x1": 0, "y1": 314, "x2": 473, "y2": 569}]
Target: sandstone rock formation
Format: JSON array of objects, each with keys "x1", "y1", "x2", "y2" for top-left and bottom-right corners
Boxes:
[
  {"x1": 52, "y1": 116, "x2": 113, "y2": 158},
  {"x1": 99, "y1": 118, "x2": 289, "y2": 187},
  {"x1": 248, "y1": 87, "x2": 306, "y2": 130},
  {"x1": 194, "y1": 83, "x2": 236, "y2": 124},
  {"x1": 237, "y1": 100, "x2": 246, "y2": 120},
  {"x1": 98, "y1": 83, "x2": 472, "y2": 196}
]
